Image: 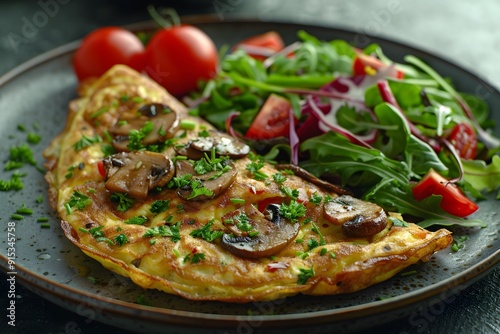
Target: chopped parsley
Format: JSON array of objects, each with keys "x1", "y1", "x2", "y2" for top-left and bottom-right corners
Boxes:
[
  {"x1": 168, "y1": 174, "x2": 214, "y2": 200},
  {"x1": 168, "y1": 174, "x2": 193, "y2": 188},
  {"x1": 183, "y1": 252, "x2": 205, "y2": 264},
  {"x1": 198, "y1": 129, "x2": 210, "y2": 137},
  {"x1": 114, "y1": 233, "x2": 129, "y2": 246},
  {"x1": 190, "y1": 220, "x2": 223, "y2": 242},
  {"x1": 127, "y1": 121, "x2": 154, "y2": 151},
  {"x1": 228, "y1": 213, "x2": 254, "y2": 232},
  {"x1": 246, "y1": 154, "x2": 268, "y2": 181},
  {"x1": 101, "y1": 144, "x2": 116, "y2": 157},
  {"x1": 110, "y1": 193, "x2": 134, "y2": 212},
  {"x1": 279, "y1": 200, "x2": 307, "y2": 222},
  {"x1": 150, "y1": 200, "x2": 170, "y2": 214},
  {"x1": 307, "y1": 238, "x2": 320, "y2": 251},
  {"x1": 73, "y1": 134, "x2": 102, "y2": 151},
  {"x1": 297, "y1": 267, "x2": 315, "y2": 285},
  {"x1": 280, "y1": 186, "x2": 299, "y2": 199},
  {"x1": 65, "y1": 191, "x2": 92, "y2": 214},
  {"x1": 187, "y1": 180, "x2": 214, "y2": 200},
  {"x1": 272, "y1": 172, "x2": 287, "y2": 184},
  {"x1": 125, "y1": 215, "x2": 148, "y2": 225},
  {"x1": 143, "y1": 221, "x2": 181, "y2": 242},
  {"x1": 310, "y1": 193, "x2": 323, "y2": 205}
]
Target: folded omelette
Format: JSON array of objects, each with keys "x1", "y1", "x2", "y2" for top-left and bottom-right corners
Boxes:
[{"x1": 43, "y1": 65, "x2": 452, "y2": 302}]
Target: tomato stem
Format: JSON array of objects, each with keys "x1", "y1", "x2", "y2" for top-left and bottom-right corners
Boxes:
[{"x1": 147, "y1": 5, "x2": 180, "y2": 29}]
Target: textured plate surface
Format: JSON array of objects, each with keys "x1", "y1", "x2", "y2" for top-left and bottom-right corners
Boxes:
[{"x1": 0, "y1": 17, "x2": 499, "y2": 334}]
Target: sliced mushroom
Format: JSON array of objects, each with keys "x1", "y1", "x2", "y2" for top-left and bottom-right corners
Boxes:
[
  {"x1": 174, "y1": 159, "x2": 237, "y2": 201},
  {"x1": 103, "y1": 151, "x2": 175, "y2": 199},
  {"x1": 221, "y1": 203, "x2": 299, "y2": 259},
  {"x1": 109, "y1": 103, "x2": 179, "y2": 152},
  {"x1": 276, "y1": 164, "x2": 352, "y2": 196},
  {"x1": 323, "y1": 195, "x2": 387, "y2": 238},
  {"x1": 173, "y1": 141, "x2": 206, "y2": 160},
  {"x1": 188, "y1": 131, "x2": 250, "y2": 159}
]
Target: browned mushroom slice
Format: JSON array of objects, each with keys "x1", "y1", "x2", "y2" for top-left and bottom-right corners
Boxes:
[
  {"x1": 103, "y1": 151, "x2": 175, "y2": 199},
  {"x1": 109, "y1": 103, "x2": 179, "y2": 152},
  {"x1": 173, "y1": 141, "x2": 206, "y2": 160},
  {"x1": 189, "y1": 131, "x2": 250, "y2": 159},
  {"x1": 174, "y1": 159, "x2": 237, "y2": 201},
  {"x1": 275, "y1": 164, "x2": 352, "y2": 196},
  {"x1": 221, "y1": 203, "x2": 299, "y2": 259},
  {"x1": 323, "y1": 195, "x2": 388, "y2": 237}
]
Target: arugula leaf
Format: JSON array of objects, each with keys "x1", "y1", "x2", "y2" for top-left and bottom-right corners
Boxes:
[
  {"x1": 365, "y1": 183, "x2": 485, "y2": 228},
  {"x1": 300, "y1": 132, "x2": 410, "y2": 187},
  {"x1": 462, "y1": 155, "x2": 500, "y2": 196}
]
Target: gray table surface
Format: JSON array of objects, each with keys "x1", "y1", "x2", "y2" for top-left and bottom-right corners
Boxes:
[{"x1": 0, "y1": 0, "x2": 498, "y2": 333}]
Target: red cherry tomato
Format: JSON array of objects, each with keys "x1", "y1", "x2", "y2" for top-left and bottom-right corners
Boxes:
[
  {"x1": 448, "y1": 122, "x2": 477, "y2": 160},
  {"x1": 352, "y1": 53, "x2": 404, "y2": 79},
  {"x1": 412, "y1": 169, "x2": 479, "y2": 217},
  {"x1": 234, "y1": 31, "x2": 285, "y2": 60},
  {"x1": 245, "y1": 94, "x2": 293, "y2": 140},
  {"x1": 97, "y1": 160, "x2": 106, "y2": 178},
  {"x1": 144, "y1": 25, "x2": 218, "y2": 97},
  {"x1": 73, "y1": 27, "x2": 145, "y2": 81}
]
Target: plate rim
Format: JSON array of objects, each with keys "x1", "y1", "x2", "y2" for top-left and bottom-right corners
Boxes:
[{"x1": 0, "y1": 14, "x2": 499, "y2": 329}]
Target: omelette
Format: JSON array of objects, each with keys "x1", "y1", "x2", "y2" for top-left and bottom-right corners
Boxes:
[{"x1": 43, "y1": 65, "x2": 452, "y2": 302}]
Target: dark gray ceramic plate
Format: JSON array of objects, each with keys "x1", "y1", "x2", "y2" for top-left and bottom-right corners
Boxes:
[{"x1": 0, "y1": 17, "x2": 499, "y2": 334}]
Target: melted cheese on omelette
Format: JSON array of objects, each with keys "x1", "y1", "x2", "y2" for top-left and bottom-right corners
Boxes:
[{"x1": 44, "y1": 65, "x2": 452, "y2": 302}]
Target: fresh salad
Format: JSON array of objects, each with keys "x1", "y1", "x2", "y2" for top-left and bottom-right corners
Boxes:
[{"x1": 70, "y1": 10, "x2": 500, "y2": 228}]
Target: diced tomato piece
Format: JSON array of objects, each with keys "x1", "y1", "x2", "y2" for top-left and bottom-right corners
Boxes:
[
  {"x1": 412, "y1": 169, "x2": 479, "y2": 217},
  {"x1": 97, "y1": 160, "x2": 106, "y2": 178},
  {"x1": 245, "y1": 94, "x2": 294, "y2": 139},
  {"x1": 234, "y1": 31, "x2": 285, "y2": 60},
  {"x1": 448, "y1": 122, "x2": 477, "y2": 160},
  {"x1": 257, "y1": 197, "x2": 284, "y2": 213}
]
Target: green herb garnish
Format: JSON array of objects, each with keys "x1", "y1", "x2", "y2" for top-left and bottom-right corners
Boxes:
[{"x1": 190, "y1": 220, "x2": 223, "y2": 242}]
